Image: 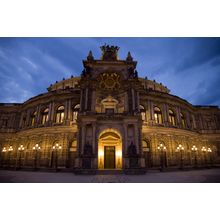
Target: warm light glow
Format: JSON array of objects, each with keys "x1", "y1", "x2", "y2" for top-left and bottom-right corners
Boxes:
[
  {"x1": 201, "y1": 146, "x2": 207, "y2": 152},
  {"x1": 59, "y1": 146, "x2": 62, "y2": 149},
  {"x1": 2, "y1": 147, "x2": 7, "y2": 152},
  {"x1": 56, "y1": 143, "x2": 59, "y2": 147},
  {"x1": 52, "y1": 146, "x2": 55, "y2": 149},
  {"x1": 207, "y1": 148, "x2": 212, "y2": 152},
  {"x1": 116, "y1": 150, "x2": 122, "y2": 157},
  {"x1": 33, "y1": 144, "x2": 40, "y2": 150},
  {"x1": 9, "y1": 146, "x2": 13, "y2": 151},
  {"x1": 18, "y1": 144, "x2": 24, "y2": 151},
  {"x1": 192, "y1": 145, "x2": 197, "y2": 151},
  {"x1": 98, "y1": 150, "x2": 104, "y2": 157}
]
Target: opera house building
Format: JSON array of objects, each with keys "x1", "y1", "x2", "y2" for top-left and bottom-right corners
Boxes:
[{"x1": 0, "y1": 45, "x2": 220, "y2": 174}]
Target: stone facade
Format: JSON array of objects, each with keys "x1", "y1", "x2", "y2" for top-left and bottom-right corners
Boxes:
[{"x1": 0, "y1": 45, "x2": 220, "y2": 173}]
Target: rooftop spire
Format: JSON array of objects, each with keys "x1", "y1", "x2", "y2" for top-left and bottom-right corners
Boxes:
[
  {"x1": 87, "y1": 50, "x2": 94, "y2": 61},
  {"x1": 126, "y1": 51, "x2": 133, "y2": 62}
]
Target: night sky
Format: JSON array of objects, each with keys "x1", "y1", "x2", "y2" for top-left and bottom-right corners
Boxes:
[{"x1": 0, "y1": 37, "x2": 220, "y2": 106}]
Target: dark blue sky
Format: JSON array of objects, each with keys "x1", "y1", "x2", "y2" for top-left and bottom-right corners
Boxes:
[{"x1": 0, "y1": 37, "x2": 220, "y2": 106}]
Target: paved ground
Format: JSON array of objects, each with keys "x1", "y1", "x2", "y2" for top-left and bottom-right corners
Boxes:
[{"x1": 0, "y1": 168, "x2": 220, "y2": 183}]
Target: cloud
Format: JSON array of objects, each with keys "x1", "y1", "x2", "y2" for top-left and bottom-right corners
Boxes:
[{"x1": 0, "y1": 37, "x2": 220, "y2": 107}]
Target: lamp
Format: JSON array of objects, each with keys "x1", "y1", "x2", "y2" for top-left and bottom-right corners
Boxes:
[
  {"x1": 158, "y1": 143, "x2": 166, "y2": 171},
  {"x1": 176, "y1": 144, "x2": 184, "y2": 169},
  {"x1": 52, "y1": 143, "x2": 62, "y2": 171},
  {"x1": 32, "y1": 144, "x2": 41, "y2": 170},
  {"x1": 16, "y1": 144, "x2": 25, "y2": 170},
  {"x1": 191, "y1": 145, "x2": 198, "y2": 168}
]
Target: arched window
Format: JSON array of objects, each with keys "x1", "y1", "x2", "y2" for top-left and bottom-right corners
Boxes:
[
  {"x1": 30, "y1": 111, "x2": 37, "y2": 126},
  {"x1": 71, "y1": 140, "x2": 77, "y2": 152},
  {"x1": 180, "y1": 113, "x2": 186, "y2": 128},
  {"x1": 140, "y1": 105, "x2": 146, "y2": 121},
  {"x1": 72, "y1": 104, "x2": 80, "y2": 121},
  {"x1": 154, "y1": 107, "x2": 163, "y2": 124},
  {"x1": 41, "y1": 108, "x2": 49, "y2": 125},
  {"x1": 169, "y1": 109, "x2": 176, "y2": 126},
  {"x1": 142, "y1": 140, "x2": 150, "y2": 152},
  {"x1": 22, "y1": 116, "x2": 26, "y2": 127},
  {"x1": 56, "y1": 106, "x2": 64, "y2": 123}
]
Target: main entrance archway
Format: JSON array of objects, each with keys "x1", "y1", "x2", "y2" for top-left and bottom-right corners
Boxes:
[{"x1": 98, "y1": 129, "x2": 122, "y2": 169}]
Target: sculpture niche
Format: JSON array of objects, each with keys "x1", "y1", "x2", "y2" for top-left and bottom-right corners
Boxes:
[
  {"x1": 127, "y1": 141, "x2": 139, "y2": 168},
  {"x1": 82, "y1": 142, "x2": 93, "y2": 169}
]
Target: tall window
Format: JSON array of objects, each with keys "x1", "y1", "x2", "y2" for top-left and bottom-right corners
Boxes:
[
  {"x1": 30, "y1": 111, "x2": 37, "y2": 126},
  {"x1": 169, "y1": 109, "x2": 176, "y2": 126},
  {"x1": 140, "y1": 105, "x2": 146, "y2": 121},
  {"x1": 180, "y1": 113, "x2": 186, "y2": 128},
  {"x1": 154, "y1": 107, "x2": 163, "y2": 124},
  {"x1": 56, "y1": 106, "x2": 64, "y2": 123},
  {"x1": 22, "y1": 116, "x2": 26, "y2": 127},
  {"x1": 41, "y1": 108, "x2": 49, "y2": 125},
  {"x1": 72, "y1": 104, "x2": 80, "y2": 121},
  {"x1": 2, "y1": 119, "x2": 8, "y2": 127}
]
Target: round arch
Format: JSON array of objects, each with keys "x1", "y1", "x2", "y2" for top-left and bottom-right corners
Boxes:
[{"x1": 98, "y1": 128, "x2": 122, "y2": 170}]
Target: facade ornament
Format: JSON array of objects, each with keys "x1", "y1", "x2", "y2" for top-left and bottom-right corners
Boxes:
[
  {"x1": 87, "y1": 50, "x2": 94, "y2": 61},
  {"x1": 100, "y1": 44, "x2": 120, "y2": 61},
  {"x1": 126, "y1": 51, "x2": 133, "y2": 62}
]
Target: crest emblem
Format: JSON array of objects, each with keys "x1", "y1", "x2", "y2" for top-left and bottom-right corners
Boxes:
[{"x1": 99, "y1": 73, "x2": 120, "y2": 90}]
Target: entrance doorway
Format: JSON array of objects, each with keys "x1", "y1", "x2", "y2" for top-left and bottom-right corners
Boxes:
[
  {"x1": 98, "y1": 128, "x2": 122, "y2": 169},
  {"x1": 104, "y1": 146, "x2": 115, "y2": 169}
]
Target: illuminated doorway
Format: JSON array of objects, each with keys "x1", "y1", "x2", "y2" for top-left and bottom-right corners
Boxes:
[
  {"x1": 104, "y1": 146, "x2": 115, "y2": 169},
  {"x1": 98, "y1": 129, "x2": 122, "y2": 169}
]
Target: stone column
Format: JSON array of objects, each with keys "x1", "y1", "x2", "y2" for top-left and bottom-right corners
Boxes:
[
  {"x1": 132, "y1": 88, "x2": 135, "y2": 111},
  {"x1": 165, "y1": 104, "x2": 169, "y2": 125},
  {"x1": 36, "y1": 105, "x2": 41, "y2": 125},
  {"x1": 64, "y1": 100, "x2": 68, "y2": 120},
  {"x1": 81, "y1": 125, "x2": 86, "y2": 154},
  {"x1": 49, "y1": 102, "x2": 55, "y2": 123},
  {"x1": 80, "y1": 89, "x2": 84, "y2": 112},
  {"x1": 148, "y1": 100, "x2": 153, "y2": 120},
  {"x1": 19, "y1": 112, "x2": 24, "y2": 128},
  {"x1": 92, "y1": 123, "x2": 96, "y2": 154},
  {"x1": 134, "y1": 124, "x2": 139, "y2": 154},
  {"x1": 186, "y1": 111, "x2": 191, "y2": 128},
  {"x1": 68, "y1": 99, "x2": 71, "y2": 120},
  {"x1": 136, "y1": 91, "x2": 140, "y2": 111},
  {"x1": 123, "y1": 124, "x2": 127, "y2": 154},
  {"x1": 91, "y1": 91, "x2": 96, "y2": 112},
  {"x1": 176, "y1": 107, "x2": 181, "y2": 126},
  {"x1": 85, "y1": 88, "x2": 88, "y2": 110},
  {"x1": 26, "y1": 109, "x2": 30, "y2": 127},
  {"x1": 163, "y1": 104, "x2": 168, "y2": 122},
  {"x1": 138, "y1": 125, "x2": 142, "y2": 155},
  {"x1": 124, "y1": 93, "x2": 128, "y2": 112}
]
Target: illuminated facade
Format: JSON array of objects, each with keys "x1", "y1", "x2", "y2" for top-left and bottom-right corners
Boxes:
[{"x1": 0, "y1": 45, "x2": 220, "y2": 174}]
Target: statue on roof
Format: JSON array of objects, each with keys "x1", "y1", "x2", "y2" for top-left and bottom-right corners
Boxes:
[{"x1": 100, "y1": 44, "x2": 120, "y2": 61}]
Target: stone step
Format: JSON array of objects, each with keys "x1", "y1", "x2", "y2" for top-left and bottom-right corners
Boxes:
[{"x1": 96, "y1": 169, "x2": 124, "y2": 175}]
